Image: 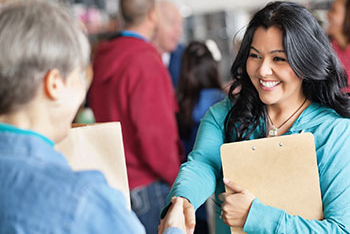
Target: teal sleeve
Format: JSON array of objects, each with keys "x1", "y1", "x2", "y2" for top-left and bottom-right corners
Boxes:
[
  {"x1": 243, "y1": 119, "x2": 350, "y2": 233},
  {"x1": 161, "y1": 99, "x2": 229, "y2": 217}
]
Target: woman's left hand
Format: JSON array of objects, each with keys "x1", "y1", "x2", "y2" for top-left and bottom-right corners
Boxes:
[{"x1": 219, "y1": 178, "x2": 256, "y2": 228}]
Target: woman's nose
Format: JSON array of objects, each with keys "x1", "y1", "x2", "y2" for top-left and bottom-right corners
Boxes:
[{"x1": 258, "y1": 59, "x2": 273, "y2": 77}]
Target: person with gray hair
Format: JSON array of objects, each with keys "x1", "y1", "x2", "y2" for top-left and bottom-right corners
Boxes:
[
  {"x1": 0, "y1": 1, "x2": 184, "y2": 233},
  {"x1": 88, "y1": 0, "x2": 183, "y2": 232},
  {"x1": 152, "y1": 0, "x2": 184, "y2": 88}
]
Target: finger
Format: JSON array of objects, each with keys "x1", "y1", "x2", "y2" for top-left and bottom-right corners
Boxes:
[
  {"x1": 158, "y1": 218, "x2": 165, "y2": 234},
  {"x1": 218, "y1": 192, "x2": 226, "y2": 202},
  {"x1": 169, "y1": 197, "x2": 184, "y2": 213},
  {"x1": 223, "y1": 178, "x2": 245, "y2": 193},
  {"x1": 183, "y1": 202, "x2": 195, "y2": 234},
  {"x1": 163, "y1": 197, "x2": 186, "y2": 232}
]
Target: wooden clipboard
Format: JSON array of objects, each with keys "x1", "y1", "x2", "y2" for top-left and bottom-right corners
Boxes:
[
  {"x1": 220, "y1": 133, "x2": 323, "y2": 233},
  {"x1": 55, "y1": 122, "x2": 130, "y2": 209}
]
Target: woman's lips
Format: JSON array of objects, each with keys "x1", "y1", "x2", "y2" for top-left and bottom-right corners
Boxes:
[{"x1": 259, "y1": 79, "x2": 281, "y2": 90}]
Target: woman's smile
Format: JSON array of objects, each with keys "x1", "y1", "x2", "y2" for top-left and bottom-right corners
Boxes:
[{"x1": 259, "y1": 79, "x2": 281, "y2": 90}]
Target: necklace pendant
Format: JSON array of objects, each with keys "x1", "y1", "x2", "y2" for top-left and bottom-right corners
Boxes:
[{"x1": 269, "y1": 127, "x2": 278, "y2": 137}]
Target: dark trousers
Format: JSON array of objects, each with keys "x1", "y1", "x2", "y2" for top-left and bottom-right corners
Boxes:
[{"x1": 131, "y1": 181, "x2": 170, "y2": 234}]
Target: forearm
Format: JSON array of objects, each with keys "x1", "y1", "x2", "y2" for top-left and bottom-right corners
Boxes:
[
  {"x1": 244, "y1": 198, "x2": 350, "y2": 233},
  {"x1": 168, "y1": 161, "x2": 218, "y2": 209},
  {"x1": 165, "y1": 104, "x2": 227, "y2": 210}
]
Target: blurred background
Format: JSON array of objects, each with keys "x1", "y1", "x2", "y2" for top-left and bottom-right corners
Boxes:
[{"x1": 62, "y1": 0, "x2": 332, "y2": 83}]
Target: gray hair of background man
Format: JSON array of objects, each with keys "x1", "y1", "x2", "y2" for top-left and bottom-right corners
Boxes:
[
  {"x1": 120, "y1": 0, "x2": 155, "y2": 27},
  {"x1": 0, "y1": 0, "x2": 90, "y2": 115}
]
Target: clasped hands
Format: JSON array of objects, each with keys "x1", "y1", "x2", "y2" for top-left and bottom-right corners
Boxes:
[
  {"x1": 158, "y1": 179, "x2": 256, "y2": 234},
  {"x1": 158, "y1": 196, "x2": 195, "y2": 234}
]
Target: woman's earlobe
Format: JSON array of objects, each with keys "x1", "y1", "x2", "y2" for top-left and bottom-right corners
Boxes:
[{"x1": 44, "y1": 68, "x2": 65, "y2": 101}]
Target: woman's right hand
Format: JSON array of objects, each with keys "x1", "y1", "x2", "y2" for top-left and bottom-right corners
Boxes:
[{"x1": 158, "y1": 197, "x2": 196, "y2": 234}]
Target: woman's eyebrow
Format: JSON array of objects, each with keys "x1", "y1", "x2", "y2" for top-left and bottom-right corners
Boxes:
[
  {"x1": 271, "y1": 49, "x2": 285, "y2": 54},
  {"x1": 250, "y1": 46, "x2": 260, "y2": 54},
  {"x1": 250, "y1": 46, "x2": 285, "y2": 54}
]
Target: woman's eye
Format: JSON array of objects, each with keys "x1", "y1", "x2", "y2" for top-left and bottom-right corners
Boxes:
[
  {"x1": 249, "y1": 53, "x2": 261, "y2": 59},
  {"x1": 273, "y1": 57, "x2": 286, "y2": 62}
]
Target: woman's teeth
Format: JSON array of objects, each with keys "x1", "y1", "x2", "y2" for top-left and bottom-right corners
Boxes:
[{"x1": 260, "y1": 79, "x2": 281, "y2": 88}]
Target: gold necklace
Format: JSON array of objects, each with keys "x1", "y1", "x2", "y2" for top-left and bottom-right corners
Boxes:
[{"x1": 267, "y1": 98, "x2": 307, "y2": 137}]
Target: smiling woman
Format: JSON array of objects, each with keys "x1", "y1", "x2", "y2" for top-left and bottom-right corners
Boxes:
[
  {"x1": 246, "y1": 26, "x2": 307, "y2": 136},
  {"x1": 159, "y1": 1, "x2": 350, "y2": 234},
  {"x1": 225, "y1": 1, "x2": 350, "y2": 142}
]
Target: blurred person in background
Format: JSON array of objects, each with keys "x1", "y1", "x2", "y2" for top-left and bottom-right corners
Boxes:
[
  {"x1": 88, "y1": 0, "x2": 182, "y2": 233},
  {"x1": 328, "y1": 0, "x2": 350, "y2": 92},
  {"x1": 176, "y1": 41, "x2": 226, "y2": 234},
  {"x1": 177, "y1": 41, "x2": 226, "y2": 158},
  {"x1": 152, "y1": 0, "x2": 184, "y2": 88}
]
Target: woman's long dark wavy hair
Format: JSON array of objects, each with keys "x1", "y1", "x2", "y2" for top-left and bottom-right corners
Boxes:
[
  {"x1": 225, "y1": 1, "x2": 350, "y2": 142},
  {"x1": 177, "y1": 41, "x2": 222, "y2": 139}
]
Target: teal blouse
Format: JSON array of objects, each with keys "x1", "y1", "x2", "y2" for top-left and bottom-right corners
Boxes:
[{"x1": 165, "y1": 98, "x2": 350, "y2": 233}]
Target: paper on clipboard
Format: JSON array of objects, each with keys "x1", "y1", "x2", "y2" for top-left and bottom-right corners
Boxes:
[
  {"x1": 55, "y1": 122, "x2": 130, "y2": 209},
  {"x1": 220, "y1": 133, "x2": 323, "y2": 234}
]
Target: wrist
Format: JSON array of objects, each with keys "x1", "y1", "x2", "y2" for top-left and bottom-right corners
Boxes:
[{"x1": 178, "y1": 197, "x2": 192, "y2": 207}]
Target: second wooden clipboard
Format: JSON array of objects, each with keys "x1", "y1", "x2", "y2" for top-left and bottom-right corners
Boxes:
[{"x1": 220, "y1": 133, "x2": 323, "y2": 234}]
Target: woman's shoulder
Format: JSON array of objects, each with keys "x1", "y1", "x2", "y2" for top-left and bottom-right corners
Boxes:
[
  {"x1": 208, "y1": 97, "x2": 232, "y2": 115},
  {"x1": 202, "y1": 98, "x2": 232, "y2": 127},
  {"x1": 314, "y1": 102, "x2": 350, "y2": 124},
  {"x1": 300, "y1": 102, "x2": 350, "y2": 136}
]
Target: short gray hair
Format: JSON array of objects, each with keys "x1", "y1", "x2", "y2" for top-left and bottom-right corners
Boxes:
[{"x1": 0, "y1": 0, "x2": 90, "y2": 114}]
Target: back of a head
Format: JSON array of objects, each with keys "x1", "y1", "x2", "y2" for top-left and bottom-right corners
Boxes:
[
  {"x1": 180, "y1": 41, "x2": 220, "y2": 92},
  {"x1": 177, "y1": 41, "x2": 222, "y2": 138},
  {"x1": 120, "y1": 0, "x2": 155, "y2": 27},
  {"x1": 0, "y1": 0, "x2": 90, "y2": 115}
]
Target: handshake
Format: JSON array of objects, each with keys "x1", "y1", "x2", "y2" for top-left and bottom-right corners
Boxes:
[{"x1": 158, "y1": 197, "x2": 195, "y2": 234}]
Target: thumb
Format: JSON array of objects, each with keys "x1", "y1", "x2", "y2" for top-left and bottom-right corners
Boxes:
[
  {"x1": 223, "y1": 178, "x2": 245, "y2": 193},
  {"x1": 170, "y1": 197, "x2": 184, "y2": 213},
  {"x1": 183, "y1": 200, "x2": 195, "y2": 234}
]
